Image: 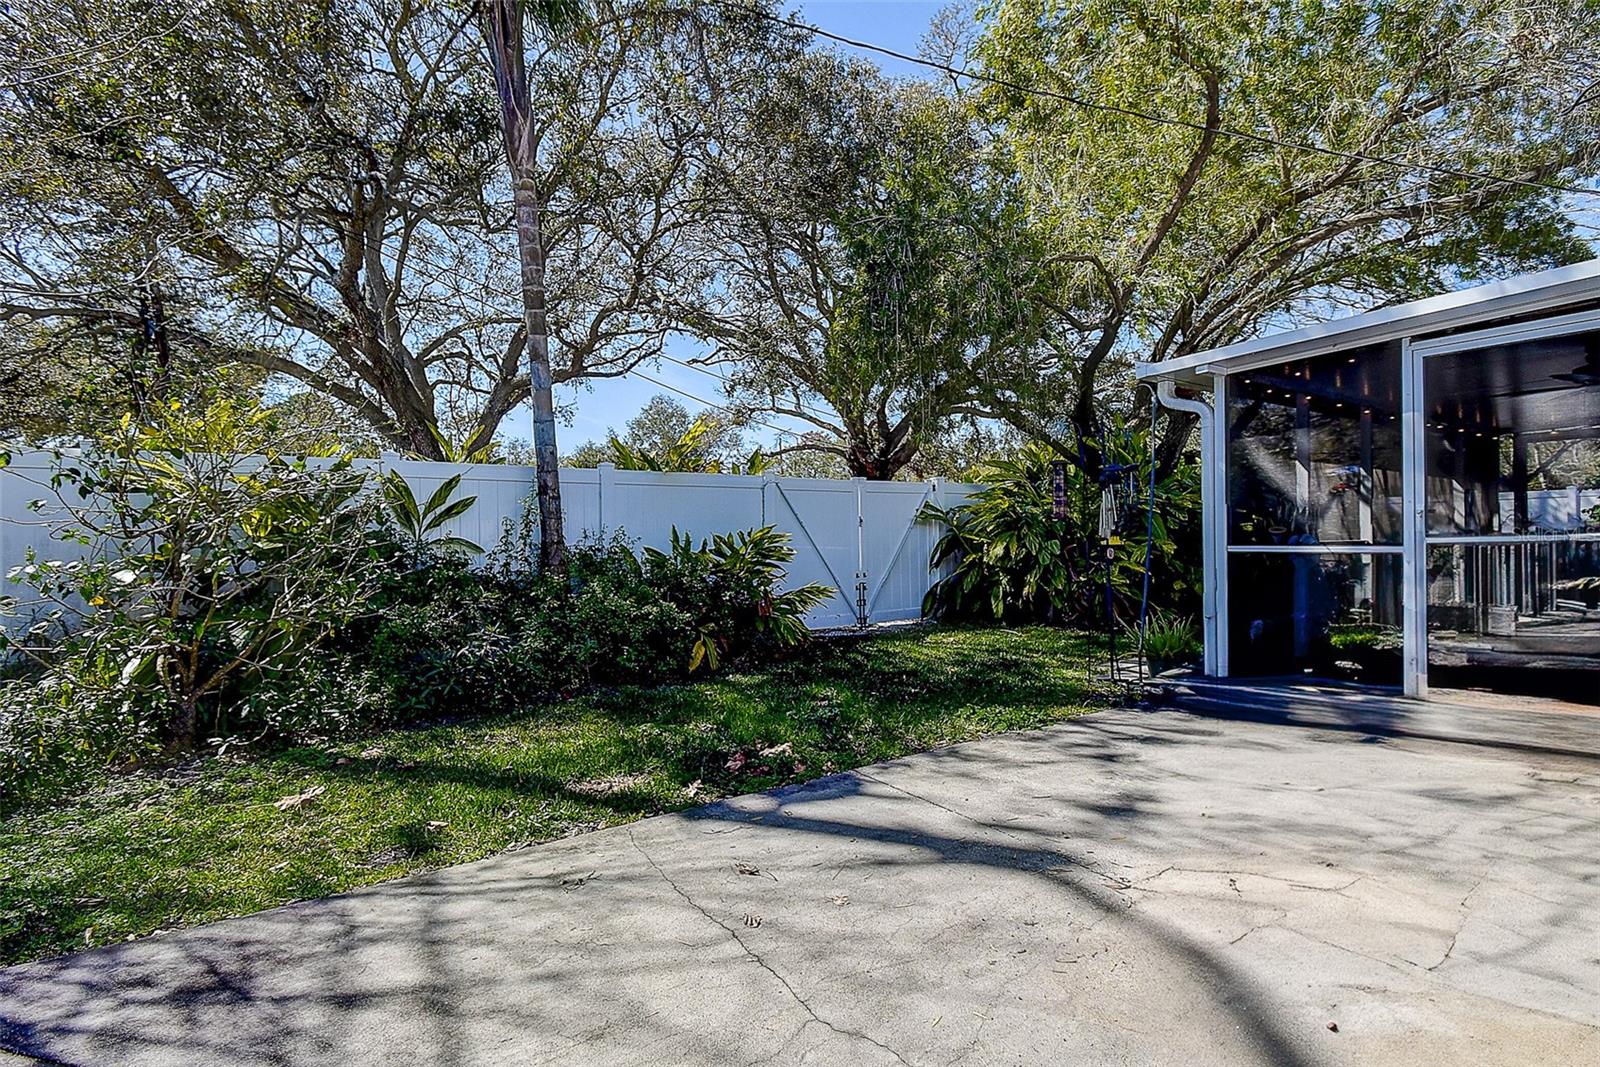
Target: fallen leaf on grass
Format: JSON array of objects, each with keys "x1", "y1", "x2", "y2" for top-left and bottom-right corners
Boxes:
[
  {"x1": 273, "y1": 785, "x2": 326, "y2": 811},
  {"x1": 758, "y1": 742, "x2": 793, "y2": 758},
  {"x1": 567, "y1": 773, "x2": 650, "y2": 799}
]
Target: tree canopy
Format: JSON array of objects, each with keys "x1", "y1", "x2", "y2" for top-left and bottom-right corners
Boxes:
[
  {"x1": 566, "y1": 394, "x2": 751, "y2": 471},
  {"x1": 967, "y1": 0, "x2": 1600, "y2": 471},
  {"x1": 3, "y1": 0, "x2": 1598, "y2": 483},
  {"x1": 0, "y1": 0, "x2": 794, "y2": 458},
  {"x1": 683, "y1": 50, "x2": 1044, "y2": 480}
]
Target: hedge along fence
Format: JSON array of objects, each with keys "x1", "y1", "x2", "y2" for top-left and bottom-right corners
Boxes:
[{"x1": 0, "y1": 449, "x2": 980, "y2": 632}]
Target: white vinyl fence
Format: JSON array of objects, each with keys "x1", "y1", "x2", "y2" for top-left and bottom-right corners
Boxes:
[{"x1": 0, "y1": 449, "x2": 979, "y2": 631}]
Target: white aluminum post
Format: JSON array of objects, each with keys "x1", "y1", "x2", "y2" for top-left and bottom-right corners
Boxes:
[
  {"x1": 1211, "y1": 373, "x2": 1230, "y2": 677},
  {"x1": 597, "y1": 461, "x2": 614, "y2": 537},
  {"x1": 1155, "y1": 378, "x2": 1224, "y2": 676},
  {"x1": 1400, "y1": 339, "x2": 1429, "y2": 697}
]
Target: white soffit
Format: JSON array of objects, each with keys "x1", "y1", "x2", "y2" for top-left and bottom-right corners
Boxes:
[{"x1": 1134, "y1": 258, "x2": 1600, "y2": 387}]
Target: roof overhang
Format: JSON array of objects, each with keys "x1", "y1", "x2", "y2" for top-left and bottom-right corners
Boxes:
[{"x1": 1134, "y1": 258, "x2": 1600, "y2": 389}]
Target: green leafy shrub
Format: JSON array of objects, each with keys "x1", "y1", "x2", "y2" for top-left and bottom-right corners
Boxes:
[
  {"x1": 3, "y1": 395, "x2": 831, "y2": 805},
  {"x1": 1322, "y1": 624, "x2": 1403, "y2": 681},
  {"x1": 0, "y1": 651, "x2": 159, "y2": 804},
  {"x1": 3, "y1": 400, "x2": 384, "y2": 753},
  {"x1": 2, "y1": 399, "x2": 391, "y2": 805},
  {"x1": 356, "y1": 527, "x2": 830, "y2": 722},
  {"x1": 230, "y1": 657, "x2": 388, "y2": 748},
  {"x1": 1327, "y1": 625, "x2": 1404, "y2": 653},
  {"x1": 378, "y1": 471, "x2": 482, "y2": 566},
  {"x1": 356, "y1": 537, "x2": 684, "y2": 719},
  {"x1": 921, "y1": 439, "x2": 1199, "y2": 625},
  {"x1": 357, "y1": 558, "x2": 526, "y2": 720},
  {"x1": 1135, "y1": 612, "x2": 1201, "y2": 673},
  {"x1": 643, "y1": 526, "x2": 833, "y2": 671}
]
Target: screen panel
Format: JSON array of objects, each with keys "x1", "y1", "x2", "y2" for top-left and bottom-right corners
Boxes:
[
  {"x1": 1227, "y1": 345, "x2": 1402, "y2": 546},
  {"x1": 1228, "y1": 552, "x2": 1403, "y2": 685}
]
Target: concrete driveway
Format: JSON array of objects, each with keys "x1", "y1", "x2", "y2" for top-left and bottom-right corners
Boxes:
[{"x1": 2, "y1": 707, "x2": 1597, "y2": 1066}]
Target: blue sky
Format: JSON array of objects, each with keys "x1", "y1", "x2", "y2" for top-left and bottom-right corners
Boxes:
[{"x1": 547, "y1": 1, "x2": 947, "y2": 452}]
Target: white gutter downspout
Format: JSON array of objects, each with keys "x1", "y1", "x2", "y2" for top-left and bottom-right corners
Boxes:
[{"x1": 1155, "y1": 380, "x2": 1222, "y2": 677}]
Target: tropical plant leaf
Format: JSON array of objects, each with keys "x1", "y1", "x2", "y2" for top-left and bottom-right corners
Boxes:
[
  {"x1": 421, "y1": 474, "x2": 465, "y2": 519},
  {"x1": 421, "y1": 496, "x2": 478, "y2": 533}
]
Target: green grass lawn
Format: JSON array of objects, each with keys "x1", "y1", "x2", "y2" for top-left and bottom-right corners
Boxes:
[{"x1": 0, "y1": 625, "x2": 1107, "y2": 966}]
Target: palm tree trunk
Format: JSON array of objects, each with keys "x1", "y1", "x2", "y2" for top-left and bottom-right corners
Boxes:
[{"x1": 483, "y1": 0, "x2": 567, "y2": 574}]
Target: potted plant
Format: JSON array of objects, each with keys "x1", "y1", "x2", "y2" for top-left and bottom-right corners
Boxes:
[
  {"x1": 1137, "y1": 612, "x2": 1202, "y2": 676},
  {"x1": 1324, "y1": 624, "x2": 1403, "y2": 680}
]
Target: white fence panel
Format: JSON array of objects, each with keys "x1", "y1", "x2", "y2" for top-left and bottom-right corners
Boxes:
[
  {"x1": 371, "y1": 462, "x2": 979, "y2": 627},
  {"x1": 2, "y1": 450, "x2": 979, "y2": 632},
  {"x1": 375, "y1": 458, "x2": 573, "y2": 555},
  {"x1": 0, "y1": 450, "x2": 100, "y2": 627},
  {"x1": 600, "y1": 468, "x2": 767, "y2": 547},
  {"x1": 764, "y1": 478, "x2": 867, "y2": 628},
  {"x1": 861, "y1": 481, "x2": 951, "y2": 624}
]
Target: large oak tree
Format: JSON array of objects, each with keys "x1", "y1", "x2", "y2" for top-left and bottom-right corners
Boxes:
[
  {"x1": 967, "y1": 0, "x2": 1600, "y2": 474},
  {"x1": 682, "y1": 51, "x2": 1044, "y2": 480},
  {"x1": 0, "y1": 0, "x2": 781, "y2": 466}
]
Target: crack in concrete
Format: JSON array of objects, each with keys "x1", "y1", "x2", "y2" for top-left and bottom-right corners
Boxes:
[
  {"x1": 1227, "y1": 909, "x2": 1290, "y2": 946},
  {"x1": 855, "y1": 772, "x2": 1026, "y2": 844},
  {"x1": 943, "y1": 963, "x2": 1037, "y2": 1067},
  {"x1": 626, "y1": 827, "x2": 915, "y2": 1066},
  {"x1": 1428, "y1": 877, "x2": 1483, "y2": 972},
  {"x1": 1137, "y1": 865, "x2": 1364, "y2": 894},
  {"x1": 1274, "y1": 923, "x2": 1430, "y2": 980}
]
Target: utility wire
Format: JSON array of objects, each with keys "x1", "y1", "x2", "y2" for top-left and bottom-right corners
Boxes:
[
  {"x1": 625, "y1": 366, "x2": 817, "y2": 441},
  {"x1": 658, "y1": 352, "x2": 730, "y2": 384},
  {"x1": 654, "y1": 350, "x2": 840, "y2": 425},
  {"x1": 711, "y1": 0, "x2": 1600, "y2": 200}
]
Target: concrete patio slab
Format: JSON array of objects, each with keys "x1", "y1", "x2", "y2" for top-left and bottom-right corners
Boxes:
[
  {"x1": 1150, "y1": 674, "x2": 1600, "y2": 756},
  {"x1": 2, "y1": 707, "x2": 1598, "y2": 1066}
]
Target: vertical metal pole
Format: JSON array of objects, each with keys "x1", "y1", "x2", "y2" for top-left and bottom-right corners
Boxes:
[
  {"x1": 1192, "y1": 390, "x2": 1218, "y2": 677},
  {"x1": 1211, "y1": 373, "x2": 1231, "y2": 677},
  {"x1": 854, "y1": 477, "x2": 868, "y2": 627},
  {"x1": 1401, "y1": 339, "x2": 1429, "y2": 698},
  {"x1": 1154, "y1": 378, "x2": 1222, "y2": 677},
  {"x1": 1358, "y1": 408, "x2": 1375, "y2": 544},
  {"x1": 1511, "y1": 434, "x2": 1530, "y2": 533},
  {"x1": 597, "y1": 461, "x2": 613, "y2": 538},
  {"x1": 1294, "y1": 391, "x2": 1312, "y2": 526}
]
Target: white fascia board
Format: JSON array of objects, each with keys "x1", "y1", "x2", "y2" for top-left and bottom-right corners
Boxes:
[{"x1": 1134, "y1": 258, "x2": 1600, "y2": 385}]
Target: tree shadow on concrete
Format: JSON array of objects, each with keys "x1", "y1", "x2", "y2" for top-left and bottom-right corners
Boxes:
[{"x1": 3, "y1": 708, "x2": 1596, "y2": 1067}]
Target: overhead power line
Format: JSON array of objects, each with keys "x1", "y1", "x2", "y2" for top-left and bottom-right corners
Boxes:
[
  {"x1": 625, "y1": 367, "x2": 820, "y2": 440},
  {"x1": 710, "y1": 0, "x2": 1600, "y2": 200},
  {"x1": 654, "y1": 351, "x2": 840, "y2": 425}
]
